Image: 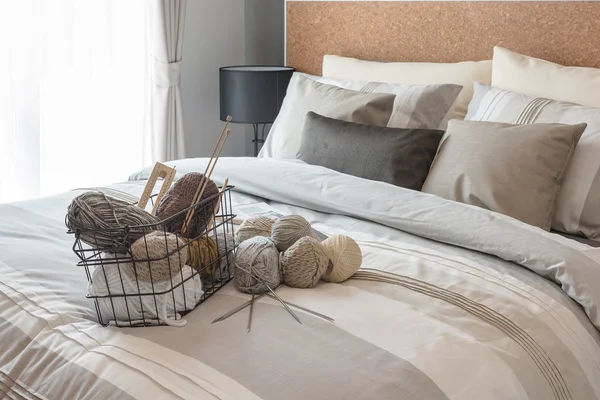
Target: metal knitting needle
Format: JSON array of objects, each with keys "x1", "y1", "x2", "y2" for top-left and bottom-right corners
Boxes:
[
  {"x1": 212, "y1": 292, "x2": 266, "y2": 324},
  {"x1": 262, "y1": 282, "x2": 302, "y2": 325},
  {"x1": 265, "y1": 294, "x2": 334, "y2": 323},
  {"x1": 233, "y1": 264, "x2": 303, "y2": 325},
  {"x1": 247, "y1": 294, "x2": 255, "y2": 333}
]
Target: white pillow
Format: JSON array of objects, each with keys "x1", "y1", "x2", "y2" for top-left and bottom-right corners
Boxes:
[
  {"x1": 492, "y1": 46, "x2": 600, "y2": 109},
  {"x1": 300, "y1": 73, "x2": 462, "y2": 130},
  {"x1": 466, "y1": 82, "x2": 600, "y2": 241},
  {"x1": 258, "y1": 73, "x2": 396, "y2": 159},
  {"x1": 322, "y1": 55, "x2": 492, "y2": 120}
]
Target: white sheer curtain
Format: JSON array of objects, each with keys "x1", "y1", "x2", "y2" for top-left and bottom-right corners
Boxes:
[{"x1": 0, "y1": 0, "x2": 148, "y2": 203}]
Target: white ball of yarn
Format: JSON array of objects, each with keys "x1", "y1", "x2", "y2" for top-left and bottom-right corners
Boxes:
[
  {"x1": 127, "y1": 231, "x2": 188, "y2": 282},
  {"x1": 271, "y1": 215, "x2": 317, "y2": 252},
  {"x1": 321, "y1": 234, "x2": 362, "y2": 283},
  {"x1": 236, "y1": 214, "x2": 277, "y2": 243},
  {"x1": 280, "y1": 236, "x2": 330, "y2": 288},
  {"x1": 234, "y1": 236, "x2": 282, "y2": 294}
]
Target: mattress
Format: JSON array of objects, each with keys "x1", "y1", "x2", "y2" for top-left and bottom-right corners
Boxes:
[{"x1": 2, "y1": 157, "x2": 600, "y2": 400}]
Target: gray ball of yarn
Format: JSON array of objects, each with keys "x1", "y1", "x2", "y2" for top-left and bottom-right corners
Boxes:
[
  {"x1": 271, "y1": 215, "x2": 318, "y2": 252},
  {"x1": 126, "y1": 231, "x2": 188, "y2": 282},
  {"x1": 156, "y1": 172, "x2": 219, "y2": 239},
  {"x1": 280, "y1": 236, "x2": 330, "y2": 289},
  {"x1": 234, "y1": 236, "x2": 281, "y2": 294},
  {"x1": 236, "y1": 214, "x2": 278, "y2": 243},
  {"x1": 66, "y1": 191, "x2": 160, "y2": 252},
  {"x1": 210, "y1": 231, "x2": 237, "y2": 282}
]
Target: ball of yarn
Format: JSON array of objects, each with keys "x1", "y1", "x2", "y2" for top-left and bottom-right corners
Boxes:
[
  {"x1": 156, "y1": 172, "x2": 219, "y2": 239},
  {"x1": 211, "y1": 231, "x2": 237, "y2": 281},
  {"x1": 280, "y1": 236, "x2": 329, "y2": 289},
  {"x1": 271, "y1": 215, "x2": 317, "y2": 252},
  {"x1": 321, "y1": 234, "x2": 362, "y2": 283},
  {"x1": 126, "y1": 231, "x2": 188, "y2": 282},
  {"x1": 236, "y1": 215, "x2": 277, "y2": 243},
  {"x1": 234, "y1": 236, "x2": 281, "y2": 294},
  {"x1": 66, "y1": 191, "x2": 160, "y2": 252},
  {"x1": 186, "y1": 236, "x2": 219, "y2": 275}
]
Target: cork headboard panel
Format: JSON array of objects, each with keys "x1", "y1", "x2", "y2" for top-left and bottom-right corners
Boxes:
[{"x1": 285, "y1": 1, "x2": 600, "y2": 75}]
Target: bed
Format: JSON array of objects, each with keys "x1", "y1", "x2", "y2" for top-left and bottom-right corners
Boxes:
[{"x1": 3, "y1": 1, "x2": 600, "y2": 399}]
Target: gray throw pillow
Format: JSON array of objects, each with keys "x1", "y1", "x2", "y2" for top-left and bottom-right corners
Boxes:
[
  {"x1": 422, "y1": 120, "x2": 587, "y2": 230},
  {"x1": 297, "y1": 112, "x2": 445, "y2": 190}
]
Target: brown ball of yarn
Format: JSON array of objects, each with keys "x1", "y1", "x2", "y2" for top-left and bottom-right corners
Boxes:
[
  {"x1": 126, "y1": 231, "x2": 188, "y2": 282},
  {"x1": 280, "y1": 236, "x2": 330, "y2": 289},
  {"x1": 66, "y1": 191, "x2": 160, "y2": 252},
  {"x1": 156, "y1": 172, "x2": 219, "y2": 239}
]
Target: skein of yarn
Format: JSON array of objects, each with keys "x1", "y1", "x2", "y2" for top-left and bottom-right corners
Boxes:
[
  {"x1": 126, "y1": 231, "x2": 188, "y2": 282},
  {"x1": 280, "y1": 236, "x2": 330, "y2": 289},
  {"x1": 66, "y1": 191, "x2": 160, "y2": 252},
  {"x1": 186, "y1": 235, "x2": 219, "y2": 277},
  {"x1": 234, "y1": 236, "x2": 281, "y2": 294},
  {"x1": 210, "y1": 231, "x2": 237, "y2": 282},
  {"x1": 321, "y1": 234, "x2": 362, "y2": 283},
  {"x1": 156, "y1": 172, "x2": 220, "y2": 239},
  {"x1": 236, "y1": 214, "x2": 278, "y2": 244},
  {"x1": 271, "y1": 215, "x2": 318, "y2": 252}
]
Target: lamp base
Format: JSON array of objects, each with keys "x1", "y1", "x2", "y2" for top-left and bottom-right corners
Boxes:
[{"x1": 252, "y1": 124, "x2": 268, "y2": 157}]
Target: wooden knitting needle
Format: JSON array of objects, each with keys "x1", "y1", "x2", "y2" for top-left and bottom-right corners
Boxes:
[
  {"x1": 182, "y1": 129, "x2": 231, "y2": 235},
  {"x1": 212, "y1": 292, "x2": 267, "y2": 323},
  {"x1": 206, "y1": 178, "x2": 229, "y2": 230},
  {"x1": 181, "y1": 120, "x2": 231, "y2": 235},
  {"x1": 181, "y1": 123, "x2": 229, "y2": 234}
]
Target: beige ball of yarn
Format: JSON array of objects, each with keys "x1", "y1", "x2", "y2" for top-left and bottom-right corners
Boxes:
[
  {"x1": 321, "y1": 234, "x2": 362, "y2": 283},
  {"x1": 236, "y1": 215, "x2": 277, "y2": 243},
  {"x1": 280, "y1": 236, "x2": 330, "y2": 289},
  {"x1": 126, "y1": 231, "x2": 188, "y2": 282},
  {"x1": 271, "y1": 215, "x2": 317, "y2": 252}
]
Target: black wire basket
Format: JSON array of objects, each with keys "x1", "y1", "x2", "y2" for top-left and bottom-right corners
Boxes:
[{"x1": 67, "y1": 186, "x2": 237, "y2": 327}]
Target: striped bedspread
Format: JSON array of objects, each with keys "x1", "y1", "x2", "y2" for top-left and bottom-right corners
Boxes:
[{"x1": 2, "y1": 157, "x2": 600, "y2": 399}]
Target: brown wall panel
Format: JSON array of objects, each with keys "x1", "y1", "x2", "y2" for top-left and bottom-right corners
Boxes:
[{"x1": 286, "y1": 1, "x2": 600, "y2": 75}]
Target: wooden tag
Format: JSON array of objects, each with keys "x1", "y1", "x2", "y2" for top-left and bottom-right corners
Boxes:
[{"x1": 137, "y1": 162, "x2": 177, "y2": 214}]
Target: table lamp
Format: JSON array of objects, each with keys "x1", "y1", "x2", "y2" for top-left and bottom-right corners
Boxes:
[{"x1": 219, "y1": 66, "x2": 295, "y2": 156}]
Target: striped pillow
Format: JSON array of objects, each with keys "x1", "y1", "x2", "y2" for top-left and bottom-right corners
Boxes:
[
  {"x1": 301, "y1": 73, "x2": 462, "y2": 131},
  {"x1": 466, "y1": 82, "x2": 600, "y2": 241}
]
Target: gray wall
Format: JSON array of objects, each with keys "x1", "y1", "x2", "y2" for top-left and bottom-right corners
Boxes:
[{"x1": 181, "y1": 0, "x2": 285, "y2": 158}]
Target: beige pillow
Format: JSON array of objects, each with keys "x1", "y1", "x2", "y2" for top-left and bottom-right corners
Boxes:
[
  {"x1": 322, "y1": 55, "x2": 492, "y2": 120},
  {"x1": 466, "y1": 82, "x2": 600, "y2": 240},
  {"x1": 259, "y1": 73, "x2": 395, "y2": 159},
  {"x1": 422, "y1": 120, "x2": 587, "y2": 230},
  {"x1": 492, "y1": 46, "x2": 600, "y2": 109}
]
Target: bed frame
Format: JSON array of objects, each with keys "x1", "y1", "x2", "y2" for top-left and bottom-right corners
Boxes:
[{"x1": 285, "y1": 1, "x2": 600, "y2": 74}]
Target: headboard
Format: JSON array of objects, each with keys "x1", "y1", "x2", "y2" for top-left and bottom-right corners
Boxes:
[{"x1": 285, "y1": 1, "x2": 600, "y2": 75}]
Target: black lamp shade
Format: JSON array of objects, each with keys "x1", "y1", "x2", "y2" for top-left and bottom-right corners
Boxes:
[{"x1": 219, "y1": 66, "x2": 295, "y2": 124}]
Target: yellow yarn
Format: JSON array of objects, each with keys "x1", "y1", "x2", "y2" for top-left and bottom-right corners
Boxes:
[
  {"x1": 186, "y1": 236, "x2": 219, "y2": 278},
  {"x1": 321, "y1": 234, "x2": 362, "y2": 283}
]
